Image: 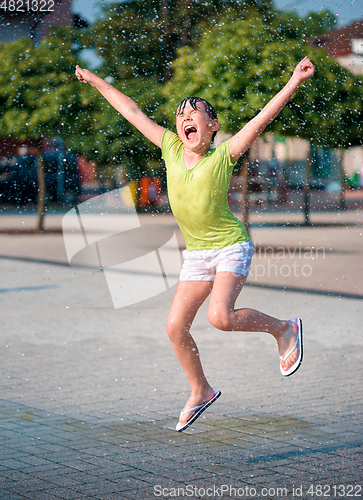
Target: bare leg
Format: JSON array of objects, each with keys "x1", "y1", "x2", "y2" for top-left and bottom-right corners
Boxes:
[
  {"x1": 166, "y1": 280, "x2": 214, "y2": 425},
  {"x1": 168, "y1": 273, "x2": 299, "y2": 425},
  {"x1": 208, "y1": 272, "x2": 300, "y2": 372}
]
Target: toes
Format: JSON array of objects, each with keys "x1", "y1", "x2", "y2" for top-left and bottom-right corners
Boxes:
[
  {"x1": 280, "y1": 346, "x2": 298, "y2": 371},
  {"x1": 179, "y1": 410, "x2": 193, "y2": 426}
]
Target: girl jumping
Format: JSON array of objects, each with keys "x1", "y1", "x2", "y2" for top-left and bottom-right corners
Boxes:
[{"x1": 76, "y1": 56, "x2": 315, "y2": 432}]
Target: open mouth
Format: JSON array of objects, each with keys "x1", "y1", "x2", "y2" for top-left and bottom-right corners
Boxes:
[{"x1": 184, "y1": 124, "x2": 197, "y2": 140}]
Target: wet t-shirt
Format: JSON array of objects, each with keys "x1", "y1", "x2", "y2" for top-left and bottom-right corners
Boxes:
[{"x1": 161, "y1": 129, "x2": 249, "y2": 251}]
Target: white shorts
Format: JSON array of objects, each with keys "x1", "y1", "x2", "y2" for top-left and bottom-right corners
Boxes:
[{"x1": 179, "y1": 240, "x2": 254, "y2": 281}]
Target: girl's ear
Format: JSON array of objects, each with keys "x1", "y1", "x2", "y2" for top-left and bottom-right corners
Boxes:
[{"x1": 212, "y1": 119, "x2": 220, "y2": 132}]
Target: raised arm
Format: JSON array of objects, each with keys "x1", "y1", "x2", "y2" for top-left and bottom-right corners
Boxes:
[
  {"x1": 75, "y1": 66, "x2": 165, "y2": 148},
  {"x1": 229, "y1": 57, "x2": 315, "y2": 163}
]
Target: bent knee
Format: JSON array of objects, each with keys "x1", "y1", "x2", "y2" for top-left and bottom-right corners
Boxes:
[
  {"x1": 166, "y1": 318, "x2": 186, "y2": 342},
  {"x1": 166, "y1": 319, "x2": 177, "y2": 341},
  {"x1": 208, "y1": 309, "x2": 233, "y2": 331}
]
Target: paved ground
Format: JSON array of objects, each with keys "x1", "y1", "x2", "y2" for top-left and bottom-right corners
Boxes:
[{"x1": 0, "y1": 206, "x2": 362, "y2": 499}]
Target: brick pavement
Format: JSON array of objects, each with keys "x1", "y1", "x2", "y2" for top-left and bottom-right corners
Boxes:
[{"x1": 0, "y1": 208, "x2": 362, "y2": 499}]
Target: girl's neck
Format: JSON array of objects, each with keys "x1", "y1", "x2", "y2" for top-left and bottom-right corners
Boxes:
[{"x1": 183, "y1": 146, "x2": 211, "y2": 170}]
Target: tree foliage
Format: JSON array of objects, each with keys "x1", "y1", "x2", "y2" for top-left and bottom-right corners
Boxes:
[
  {"x1": 81, "y1": 0, "x2": 274, "y2": 81},
  {"x1": 0, "y1": 34, "x2": 83, "y2": 141},
  {"x1": 1, "y1": 0, "x2": 360, "y2": 179},
  {"x1": 83, "y1": 2, "x2": 165, "y2": 80},
  {"x1": 0, "y1": 29, "x2": 165, "y2": 178},
  {"x1": 271, "y1": 9, "x2": 337, "y2": 41},
  {"x1": 163, "y1": 12, "x2": 363, "y2": 148},
  {"x1": 69, "y1": 75, "x2": 165, "y2": 178}
]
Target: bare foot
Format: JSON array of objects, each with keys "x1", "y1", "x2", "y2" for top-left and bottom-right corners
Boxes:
[
  {"x1": 178, "y1": 387, "x2": 215, "y2": 426},
  {"x1": 277, "y1": 320, "x2": 299, "y2": 373}
]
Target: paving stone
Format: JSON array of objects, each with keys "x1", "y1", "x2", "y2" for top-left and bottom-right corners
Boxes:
[
  {"x1": 1, "y1": 211, "x2": 363, "y2": 497},
  {"x1": 30, "y1": 487, "x2": 89, "y2": 500},
  {"x1": 0, "y1": 489, "x2": 28, "y2": 500}
]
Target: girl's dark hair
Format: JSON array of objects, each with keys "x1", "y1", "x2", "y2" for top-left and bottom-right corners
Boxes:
[
  {"x1": 177, "y1": 97, "x2": 218, "y2": 142},
  {"x1": 177, "y1": 96, "x2": 217, "y2": 120}
]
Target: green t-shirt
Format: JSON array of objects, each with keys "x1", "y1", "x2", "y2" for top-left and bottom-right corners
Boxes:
[{"x1": 161, "y1": 129, "x2": 249, "y2": 251}]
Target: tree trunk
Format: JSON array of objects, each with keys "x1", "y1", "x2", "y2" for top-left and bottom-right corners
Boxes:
[
  {"x1": 240, "y1": 154, "x2": 250, "y2": 234},
  {"x1": 180, "y1": 0, "x2": 192, "y2": 45},
  {"x1": 337, "y1": 149, "x2": 346, "y2": 210},
  {"x1": 36, "y1": 144, "x2": 46, "y2": 232},
  {"x1": 160, "y1": 0, "x2": 172, "y2": 81},
  {"x1": 303, "y1": 144, "x2": 312, "y2": 225}
]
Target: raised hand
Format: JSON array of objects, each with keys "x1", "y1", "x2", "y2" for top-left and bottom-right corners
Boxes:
[
  {"x1": 75, "y1": 65, "x2": 98, "y2": 86},
  {"x1": 292, "y1": 57, "x2": 315, "y2": 84}
]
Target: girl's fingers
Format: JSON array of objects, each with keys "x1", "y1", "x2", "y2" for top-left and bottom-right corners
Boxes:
[
  {"x1": 75, "y1": 66, "x2": 90, "y2": 83},
  {"x1": 301, "y1": 60, "x2": 314, "y2": 72}
]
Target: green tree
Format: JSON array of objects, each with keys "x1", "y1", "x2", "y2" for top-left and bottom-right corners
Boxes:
[
  {"x1": 82, "y1": 2, "x2": 165, "y2": 81},
  {"x1": 163, "y1": 12, "x2": 363, "y2": 225},
  {"x1": 39, "y1": 25, "x2": 165, "y2": 182},
  {"x1": 68, "y1": 74, "x2": 165, "y2": 182},
  {"x1": 271, "y1": 9, "x2": 337, "y2": 41},
  {"x1": 0, "y1": 33, "x2": 89, "y2": 230},
  {"x1": 81, "y1": 0, "x2": 274, "y2": 82},
  {"x1": 0, "y1": 25, "x2": 166, "y2": 222}
]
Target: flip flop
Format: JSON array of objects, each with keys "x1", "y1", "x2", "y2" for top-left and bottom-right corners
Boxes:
[
  {"x1": 279, "y1": 318, "x2": 303, "y2": 377},
  {"x1": 175, "y1": 389, "x2": 221, "y2": 432}
]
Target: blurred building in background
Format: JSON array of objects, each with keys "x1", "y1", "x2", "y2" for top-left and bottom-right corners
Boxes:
[
  {"x1": 308, "y1": 19, "x2": 363, "y2": 189},
  {"x1": 309, "y1": 19, "x2": 363, "y2": 75}
]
